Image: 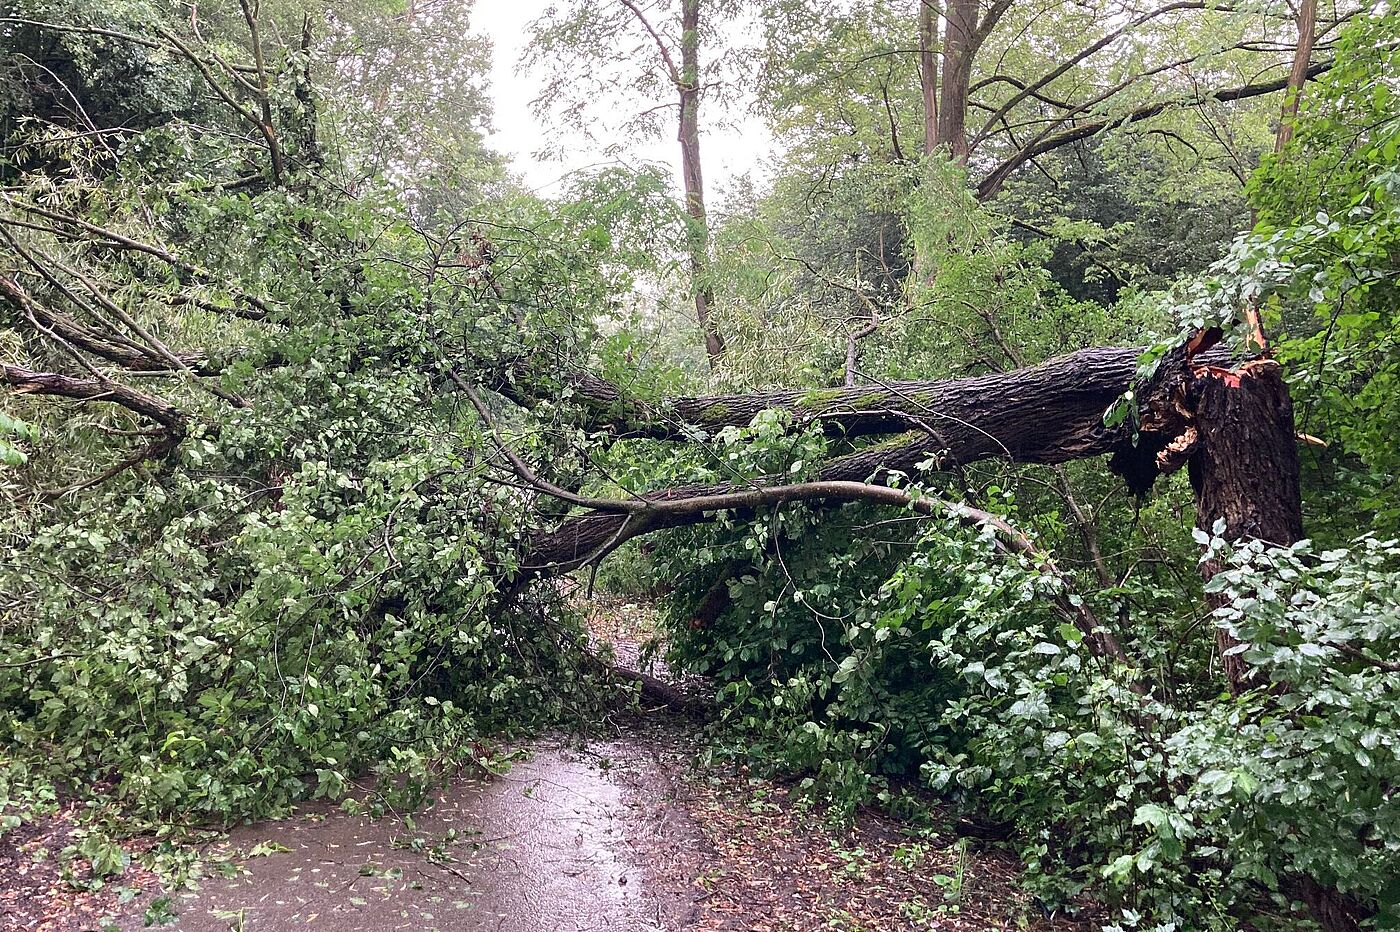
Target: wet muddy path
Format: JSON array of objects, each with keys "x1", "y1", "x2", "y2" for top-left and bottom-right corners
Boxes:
[{"x1": 121, "y1": 730, "x2": 704, "y2": 932}]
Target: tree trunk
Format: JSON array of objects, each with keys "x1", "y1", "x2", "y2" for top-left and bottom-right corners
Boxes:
[
  {"x1": 936, "y1": 0, "x2": 977, "y2": 162},
  {"x1": 1285, "y1": 876, "x2": 1367, "y2": 932},
  {"x1": 1188, "y1": 361, "x2": 1304, "y2": 690},
  {"x1": 513, "y1": 347, "x2": 1233, "y2": 576},
  {"x1": 1275, "y1": 0, "x2": 1317, "y2": 152},
  {"x1": 1185, "y1": 360, "x2": 1362, "y2": 932},
  {"x1": 919, "y1": 0, "x2": 939, "y2": 155},
  {"x1": 529, "y1": 344, "x2": 1225, "y2": 448},
  {"x1": 679, "y1": 0, "x2": 725, "y2": 367}
]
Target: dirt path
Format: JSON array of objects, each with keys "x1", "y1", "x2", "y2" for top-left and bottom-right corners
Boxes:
[{"x1": 5, "y1": 719, "x2": 1073, "y2": 932}]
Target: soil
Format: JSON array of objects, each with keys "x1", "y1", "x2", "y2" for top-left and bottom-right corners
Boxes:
[{"x1": 0, "y1": 795, "x2": 163, "y2": 932}]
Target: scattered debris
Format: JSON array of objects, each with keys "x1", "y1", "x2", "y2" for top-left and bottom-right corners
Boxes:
[{"x1": 0, "y1": 796, "x2": 163, "y2": 931}]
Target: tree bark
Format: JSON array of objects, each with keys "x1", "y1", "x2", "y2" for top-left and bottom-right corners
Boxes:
[
  {"x1": 1188, "y1": 360, "x2": 1303, "y2": 691},
  {"x1": 2, "y1": 363, "x2": 187, "y2": 438},
  {"x1": 1274, "y1": 0, "x2": 1317, "y2": 152},
  {"x1": 936, "y1": 0, "x2": 977, "y2": 162},
  {"x1": 1285, "y1": 875, "x2": 1368, "y2": 932},
  {"x1": 679, "y1": 0, "x2": 725, "y2": 367},
  {"x1": 919, "y1": 0, "x2": 940, "y2": 155},
  {"x1": 1185, "y1": 360, "x2": 1361, "y2": 932},
  {"x1": 545, "y1": 345, "x2": 1226, "y2": 453},
  {"x1": 1, "y1": 276, "x2": 212, "y2": 374}
]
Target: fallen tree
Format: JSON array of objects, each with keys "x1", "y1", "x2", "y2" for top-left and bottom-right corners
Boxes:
[
  {"x1": 500, "y1": 340, "x2": 1239, "y2": 577},
  {"x1": 483, "y1": 334, "x2": 1357, "y2": 930},
  {"x1": 461, "y1": 335, "x2": 1300, "y2": 687},
  {"x1": 509, "y1": 344, "x2": 1159, "y2": 444}
]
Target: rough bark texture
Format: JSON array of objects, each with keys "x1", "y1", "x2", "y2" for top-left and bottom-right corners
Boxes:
[
  {"x1": 516, "y1": 346, "x2": 1249, "y2": 580},
  {"x1": 1188, "y1": 360, "x2": 1304, "y2": 690},
  {"x1": 1285, "y1": 876, "x2": 1368, "y2": 932},
  {"x1": 570, "y1": 346, "x2": 1228, "y2": 453},
  {"x1": 588, "y1": 346, "x2": 1145, "y2": 439}
]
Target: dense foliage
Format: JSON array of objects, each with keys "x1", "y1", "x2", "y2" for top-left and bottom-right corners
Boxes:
[
  {"x1": 0, "y1": 0, "x2": 668, "y2": 825},
  {"x1": 646, "y1": 10, "x2": 1400, "y2": 931},
  {"x1": 2, "y1": 1, "x2": 1397, "y2": 930}
]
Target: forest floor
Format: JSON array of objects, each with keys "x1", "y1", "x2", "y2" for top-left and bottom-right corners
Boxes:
[{"x1": 2, "y1": 595, "x2": 1079, "y2": 932}]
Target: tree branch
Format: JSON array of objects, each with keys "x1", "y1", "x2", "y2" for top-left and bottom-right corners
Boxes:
[
  {"x1": 975, "y1": 60, "x2": 1336, "y2": 199},
  {"x1": 618, "y1": 0, "x2": 682, "y2": 87}
]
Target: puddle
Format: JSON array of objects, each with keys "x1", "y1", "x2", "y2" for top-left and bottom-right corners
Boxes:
[{"x1": 131, "y1": 739, "x2": 700, "y2": 931}]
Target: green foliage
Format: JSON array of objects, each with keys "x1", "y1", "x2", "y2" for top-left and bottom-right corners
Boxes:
[
  {"x1": 0, "y1": 165, "x2": 655, "y2": 817},
  {"x1": 662, "y1": 478, "x2": 1400, "y2": 928},
  {"x1": 0, "y1": 1, "x2": 674, "y2": 828},
  {"x1": 0, "y1": 411, "x2": 37, "y2": 466},
  {"x1": 644, "y1": 14, "x2": 1400, "y2": 925},
  {"x1": 1251, "y1": 12, "x2": 1400, "y2": 538},
  {"x1": 4, "y1": 4, "x2": 1398, "y2": 932}
]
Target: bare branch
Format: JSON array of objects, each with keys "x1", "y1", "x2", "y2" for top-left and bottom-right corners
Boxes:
[
  {"x1": 2, "y1": 364, "x2": 187, "y2": 439},
  {"x1": 3, "y1": 197, "x2": 276, "y2": 321},
  {"x1": 975, "y1": 59, "x2": 1336, "y2": 200},
  {"x1": 618, "y1": 0, "x2": 682, "y2": 87}
]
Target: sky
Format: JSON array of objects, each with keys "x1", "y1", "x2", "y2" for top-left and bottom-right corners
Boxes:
[{"x1": 472, "y1": 0, "x2": 775, "y2": 200}]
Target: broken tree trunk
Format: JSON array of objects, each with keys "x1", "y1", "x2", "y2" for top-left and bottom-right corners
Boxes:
[
  {"x1": 1187, "y1": 360, "x2": 1357, "y2": 931},
  {"x1": 550, "y1": 345, "x2": 1221, "y2": 446},
  {"x1": 1189, "y1": 360, "x2": 1305, "y2": 689}
]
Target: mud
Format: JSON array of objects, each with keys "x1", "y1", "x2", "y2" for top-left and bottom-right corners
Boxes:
[{"x1": 126, "y1": 735, "x2": 703, "y2": 931}]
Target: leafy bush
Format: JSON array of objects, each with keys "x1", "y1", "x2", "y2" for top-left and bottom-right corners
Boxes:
[
  {"x1": 662, "y1": 484, "x2": 1400, "y2": 928},
  {"x1": 0, "y1": 346, "x2": 604, "y2": 822}
]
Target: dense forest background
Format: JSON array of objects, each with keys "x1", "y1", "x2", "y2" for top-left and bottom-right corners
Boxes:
[{"x1": 2, "y1": 0, "x2": 1398, "y2": 929}]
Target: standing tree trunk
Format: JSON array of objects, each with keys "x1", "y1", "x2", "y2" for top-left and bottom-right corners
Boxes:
[
  {"x1": 919, "y1": 0, "x2": 940, "y2": 155},
  {"x1": 679, "y1": 0, "x2": 725, "y2": 367},
  {"x1": 1187, "y1": 356, "x2": 1364, "y2": 932},
  {"x1": 1275, "y1": 0, "x2": 1317, "y2": 151},
  {"x1": 1188, "y1": 361, "x2": 1304, "y2": 691},
  {"x1": 936, "y1": 0, "x2": 977, "y2": 162}
]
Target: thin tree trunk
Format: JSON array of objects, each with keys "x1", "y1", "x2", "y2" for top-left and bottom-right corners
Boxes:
[
  {"x1": 1053, "y1": 465, "x2": 1114, "y2": 589},
  {"x1": 936, "y1": 0, "x2": 977, "y2": 162},
  {"x1": 1275, "y1": 0, "x2": 1317, "y2": 151},
  {"x1": 919, "y1": 0, "x2": 940, "y2": 155},
  {"x1": 679, "y1": 0, "x2": 725, "y2": 367}
]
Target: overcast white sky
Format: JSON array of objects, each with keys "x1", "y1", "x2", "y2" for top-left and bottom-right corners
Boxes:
[{"x1": 472, "y1": 0, "x2": 774, "y2": 200}]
